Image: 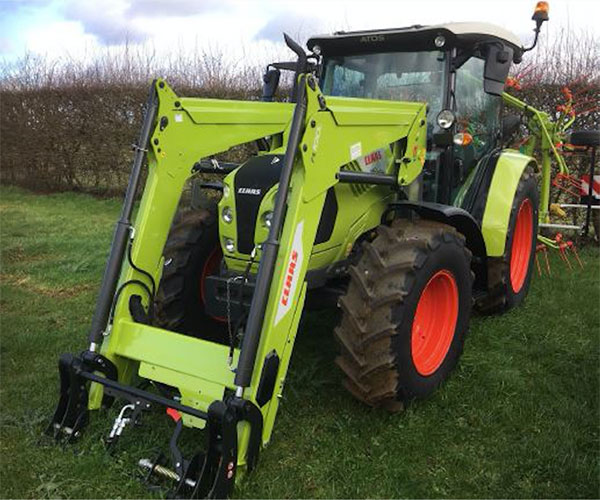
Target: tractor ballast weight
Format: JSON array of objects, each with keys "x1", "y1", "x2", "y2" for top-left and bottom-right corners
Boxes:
[{"x1": 49, "y1": 9, "x2": 551, "y2": 497}]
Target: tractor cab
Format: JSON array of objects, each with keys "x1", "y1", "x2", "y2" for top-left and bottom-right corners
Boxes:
[{"x1": 307, "y1": 23, "x2": 523, "y2": 204}]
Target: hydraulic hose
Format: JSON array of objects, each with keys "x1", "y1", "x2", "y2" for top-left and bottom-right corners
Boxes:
[{"x1": 87, "y1": 81, "x2": 158, "y2": 348}]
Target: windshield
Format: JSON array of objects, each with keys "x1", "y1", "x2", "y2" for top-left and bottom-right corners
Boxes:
[{"x1": 321, "y1": 51, "x2": 447, "y2": 126}]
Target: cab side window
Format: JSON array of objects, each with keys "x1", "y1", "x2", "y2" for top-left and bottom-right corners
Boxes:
[
  {"x1": 326, "y1": 65, "x2": 365, "y2": 97},
  {"x1": 454, "y1": 57, "x2": 501, "y2": 168},
  {"x1": 452, "y1": 57, "x2": 502, "y2": 194}
]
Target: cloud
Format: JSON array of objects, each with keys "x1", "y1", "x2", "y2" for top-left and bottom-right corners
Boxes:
[
  {"x1": 126, "y1": 0, "x2": 229, "y2": 17},
  {"x1": 60, "y1": 0, "x2": 232, "y2": 46},
  {"x1": 0, "y1": 0, "x2": 51, "y2": 16},
  {"x1": 62, "y1": 0, "x2": 146, "y2": 45},
  {"x1": 0, "y1": 37, "x2": 14, "y2": 54},
  {"x1": 254, "y1": 12, "x2": 324, "y2": 43}
]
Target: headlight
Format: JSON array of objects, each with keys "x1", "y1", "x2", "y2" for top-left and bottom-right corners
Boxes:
[
  {"x1": 222, "y1": 206, "x2": 233, "y2": 224},
  {"x1": 223, "y1": 184, "x2": 230, "y2": 198},
  {"x1": 437, "y1": 109, "x2": 455, "y2": 129},
  {"x1": 223, "y1": 238, "x2": 235, "y2": 253},
  {"x1": 262, "y1": 211, "x2": 273, "y2": 228}
]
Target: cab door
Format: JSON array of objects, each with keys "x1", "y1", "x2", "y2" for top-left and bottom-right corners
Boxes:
[{"x1": 452, "y1": 56, "x2": 502, "y2": 201}]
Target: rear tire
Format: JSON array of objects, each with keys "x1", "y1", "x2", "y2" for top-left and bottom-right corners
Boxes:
[
  {"x1": 570, "y1": 129, "x2": 600, "y2": 147},
  {"x1": 334, "y1": 219, "x2": 473, "y2": 411},
  {"x1": 477, "y1": 167, "x2": 539, "y2": 314},
  {"x1": 154, "y1": 206, "x2": 228, "y2": 343}
]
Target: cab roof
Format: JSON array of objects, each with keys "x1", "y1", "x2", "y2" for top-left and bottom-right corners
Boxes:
[{"x1": 307, "y1": 22, "x2": 523, "y2": 62}]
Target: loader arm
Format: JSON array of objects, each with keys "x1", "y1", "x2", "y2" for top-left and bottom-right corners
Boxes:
[
  {"x1": 49, "y1": 75, "x2": 426, "y2": 497},
  {"x1": 95, "y1": 81, "x2": 295, "y2": 389}
]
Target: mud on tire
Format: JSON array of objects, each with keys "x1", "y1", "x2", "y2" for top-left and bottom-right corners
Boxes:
[{"x1": 334, "y1": 218, "x2": 473, "y2": 411}]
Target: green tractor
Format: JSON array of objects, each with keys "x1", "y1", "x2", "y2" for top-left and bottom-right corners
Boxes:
[{"x1": 49, "y1": 4, "x2": 551, "y2": 497}]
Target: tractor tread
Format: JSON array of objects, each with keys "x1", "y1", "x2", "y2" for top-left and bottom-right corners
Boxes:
[
  {"x1": 476, "y1": 166, "x2": 538, "y2": 314},
  {"x1": 335, "y1": 218, "x2": 471, "y2": 411},
  {"x1": 154, "y1": 207, "x2": 218, "y2": 331}
]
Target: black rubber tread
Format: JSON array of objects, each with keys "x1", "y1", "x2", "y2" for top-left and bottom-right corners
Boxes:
[
  {"x1": 154, "y1": 204, "x2": 227, "y2": 342},
  {"x1": 570, "y1": 130, "x2": 600, "y2": 147},
  {"x1": 476, "y1": 166, "x2": 539, "y2": 314},
  {"x1": 593, "y1": 211, "x2": 600, "y2": 244},
  {"x1": 334, "y1": 218, "x2": 473, "y2": 412}
]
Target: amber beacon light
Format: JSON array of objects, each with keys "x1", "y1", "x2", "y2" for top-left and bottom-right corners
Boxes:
[
  {"x1": 533, "y1": 2, "x2": 550, "y2": 23},
  {"x1": 523, "y1": 1, "x2": 549, "y2": 52}
]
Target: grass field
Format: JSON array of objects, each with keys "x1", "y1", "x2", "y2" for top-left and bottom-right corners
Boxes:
[{"x1": 1, "y1": 185, "x2": 598, "y2": 499}]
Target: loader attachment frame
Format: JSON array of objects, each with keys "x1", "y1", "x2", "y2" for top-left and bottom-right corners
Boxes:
[{"x1": 49, "y1": 66, "x2": 427, "y2": 496}]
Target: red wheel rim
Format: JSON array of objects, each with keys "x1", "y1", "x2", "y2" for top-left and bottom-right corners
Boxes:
[
  {"x1": 411, "y1": 270, "x2": 459, "y2": 376},
  {"x1": 199, "y1": 247, "x2": 226, "y2": 322},
  {"x1": 509, "y1": 199, "x2": 533, "y2": 293}
]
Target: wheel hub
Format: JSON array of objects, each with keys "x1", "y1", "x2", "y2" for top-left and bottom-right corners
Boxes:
[
  {"x1": 510, "y1": 199, "x2": 533, "y2": 293},
  {"x1": 411, "y1": 270, "x2": 459, "y2": 376}
]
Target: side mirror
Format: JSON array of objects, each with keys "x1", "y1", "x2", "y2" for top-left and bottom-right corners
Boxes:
[
  {"x1": 261, "y1": 67, "x2": 281, "y2": 102},
  {"x1": 483, "y1": 45, "x2": 514, "y2": 96}
]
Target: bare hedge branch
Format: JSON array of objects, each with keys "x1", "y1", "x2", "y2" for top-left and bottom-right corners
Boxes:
[{"x1": 1, "y1": 31, "x2": 598, "y2": 195}]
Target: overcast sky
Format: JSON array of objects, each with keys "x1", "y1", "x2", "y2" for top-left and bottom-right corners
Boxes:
[{"x1": 0, "y1": 0, "x2": 598, "y2": 64}]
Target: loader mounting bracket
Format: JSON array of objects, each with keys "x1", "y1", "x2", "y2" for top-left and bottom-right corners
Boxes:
[
  {"x1": 46, "y1": 351, "x2": 118, "y2": 441},
  {"x1": 164, "y1": 397, "x2": 263, "y2": 498},
  {"x1": 47, "y1": 350, "x2": 263, "y2": 498}
]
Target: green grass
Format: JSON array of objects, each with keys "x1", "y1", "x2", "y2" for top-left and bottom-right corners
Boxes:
[{"x1": 1, "y1": 185, "x2": 598, "y2": 499}]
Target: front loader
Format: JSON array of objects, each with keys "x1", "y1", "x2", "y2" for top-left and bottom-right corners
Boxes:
[{"x1": 49, "y1": 5, "x2": 551, "y2": 497}]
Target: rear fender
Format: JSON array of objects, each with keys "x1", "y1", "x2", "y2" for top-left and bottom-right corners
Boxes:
[{"x1": 481, "y1": 150, "x2": 536, "y2": 256}]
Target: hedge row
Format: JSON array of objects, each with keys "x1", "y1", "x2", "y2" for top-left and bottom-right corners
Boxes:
[
  {"x1": 0, "y1": 82, "x2": 263, "y2": 195},
  {"x1": 1, "y1": 81, "x2": 598, "y2": 196}
]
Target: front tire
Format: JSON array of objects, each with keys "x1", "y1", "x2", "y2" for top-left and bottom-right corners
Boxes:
[
  {"x1": 154, "y1": 206, "x2": 228, "y2": 343},
  {"x1": 334, "y1": 219, "x2": 473, "y2": 411}
]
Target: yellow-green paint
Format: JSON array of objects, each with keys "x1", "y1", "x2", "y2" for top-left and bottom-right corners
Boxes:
[
  {"x1": 90, "y1": 79, "x2": 296, "y2": 408},
  {"x1": 481, "y1": 150, "x2": 535, "y2": 256},
  {"x1": 113, "y1": 320, "x2": 238, "y2": 388},
  {"x1": 89, "y1": 77, "x2": 428, "y2": 468},
  {"x1": 218, "y1": 94, "x2": 426, "y2": 271}
]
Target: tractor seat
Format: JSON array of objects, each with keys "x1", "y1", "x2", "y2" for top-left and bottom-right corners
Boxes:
[{"x1": 570, "y1": 130, "x2": 600, "y2": 147}]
